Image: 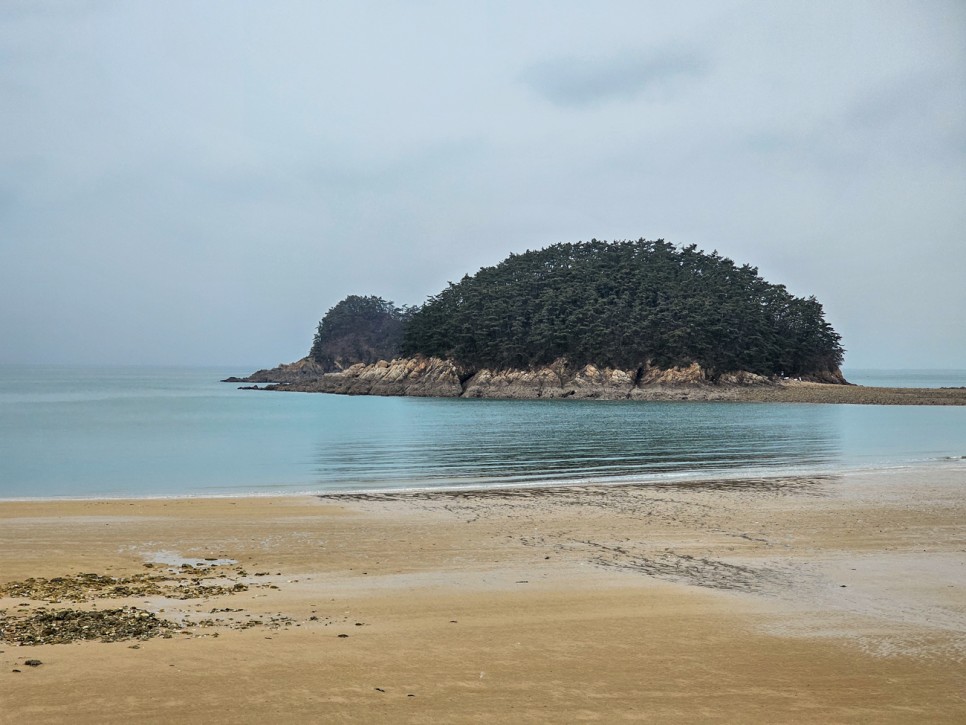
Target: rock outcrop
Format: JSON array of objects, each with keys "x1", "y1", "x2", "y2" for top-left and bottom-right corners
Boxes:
[
  {"x1": 227, "y1": 356, "x2": 838, "y2": 401},
  {"x1": 222, "y1": 357, "x2": 328, "y2": 384},
  {"x1": 311, "y1": 357, "x2": 465, "y2": 398}
]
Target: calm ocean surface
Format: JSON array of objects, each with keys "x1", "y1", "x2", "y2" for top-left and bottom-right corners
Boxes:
[{"x1": 1, "y1": 365, "x2": 964, "y2": 499}]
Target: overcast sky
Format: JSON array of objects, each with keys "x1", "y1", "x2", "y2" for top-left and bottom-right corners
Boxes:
[{"x1": 1, "y1": 1, "x2": 963, "y2": 369}]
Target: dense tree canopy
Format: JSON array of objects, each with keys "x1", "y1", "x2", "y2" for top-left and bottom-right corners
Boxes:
[
  {"x1": 309, "y1": 295, "x2": 409, "y2": 370},
  {"x1": 400, "y1": 239, "x2": 844, "y2": 378}
]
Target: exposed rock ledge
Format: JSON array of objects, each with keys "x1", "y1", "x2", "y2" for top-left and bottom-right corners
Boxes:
[{"x1": 224, "y1": 356, "x2": 866, "y2": 402}]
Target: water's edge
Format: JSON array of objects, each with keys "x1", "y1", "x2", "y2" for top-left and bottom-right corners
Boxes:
[{"x1": 2, "y1": 366, "x2": 965, "y2": 499}]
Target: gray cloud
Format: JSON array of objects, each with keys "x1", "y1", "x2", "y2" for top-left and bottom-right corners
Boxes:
[
  {"x1": 742, "y1": 68, "x2": 966, "y2": 174},
  {"x1": 0, "y1": 1, "x2": 963, "y2": 368},
  {"x1": 846, "y1": 71, "x2": 966, "y2": 158},
  {"x1": 522, "y1": 48, "x2": 709, "y2": 108}
]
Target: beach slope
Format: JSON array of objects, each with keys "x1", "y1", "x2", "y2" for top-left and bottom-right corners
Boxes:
[{"x1": 2, "y1": 465, "x2": 964, "y2": 723}]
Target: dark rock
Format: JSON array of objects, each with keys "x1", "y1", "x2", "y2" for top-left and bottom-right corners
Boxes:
[{"x1": 24, "y1": 660, "x2": 42, "y2": 666}]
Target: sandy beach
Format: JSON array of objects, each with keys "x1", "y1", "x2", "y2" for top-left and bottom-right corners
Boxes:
[{"x1": 2, "y1": 465, "x2": 964, "y2": 723}]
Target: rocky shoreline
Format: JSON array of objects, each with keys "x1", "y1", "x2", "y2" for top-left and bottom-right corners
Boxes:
[{"x1": 225, "y1": 356, "x2": 966, "y2": 405}]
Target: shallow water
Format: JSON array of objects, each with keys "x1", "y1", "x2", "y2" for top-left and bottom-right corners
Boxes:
[{"x1": 1, "y1": 366, "x2": 964, "y2": 498}]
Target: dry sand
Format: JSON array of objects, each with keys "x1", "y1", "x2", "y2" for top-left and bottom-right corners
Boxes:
[{"x1": 2, "y1": 464, "x2": 964, "y2": 723}]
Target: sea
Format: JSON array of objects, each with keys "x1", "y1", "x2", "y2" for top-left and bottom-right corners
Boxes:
[{"x1": 0, "y1": 365, "x2": 964, "y2": 500}]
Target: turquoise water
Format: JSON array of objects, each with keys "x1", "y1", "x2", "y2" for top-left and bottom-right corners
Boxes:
[{"x1": 1, "y1": 366, "x2": 964, "y2": 499}]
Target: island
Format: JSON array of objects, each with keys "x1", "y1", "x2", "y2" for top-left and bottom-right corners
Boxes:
[{"x1": 227, "y1": 239, "x2": 966, "y2": 405}]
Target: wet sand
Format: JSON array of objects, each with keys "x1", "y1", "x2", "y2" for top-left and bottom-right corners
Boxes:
[{"x1": 2, "y1": 465, "x2": 965, "y2": 723}]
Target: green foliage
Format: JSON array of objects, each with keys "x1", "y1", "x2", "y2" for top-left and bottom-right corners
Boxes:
[
  {"x1": 401, "y1": 239, "x2": 844, "y2": 378},
  {"x1": 309, "y1": 295, "x2": 410, "y2": 370}
]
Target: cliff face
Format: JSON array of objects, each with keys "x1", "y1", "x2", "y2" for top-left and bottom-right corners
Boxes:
[
  {"x1": 229, "y1": 356, "x2": 845, "y2": 401},
  {"x1": 311, "y1": 357, "x2": 465, "y2": 398}
]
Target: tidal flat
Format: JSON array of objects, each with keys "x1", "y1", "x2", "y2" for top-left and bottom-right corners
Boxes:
[{"x1": 2, "y1": 464, "x2": 964, "y2": 723}]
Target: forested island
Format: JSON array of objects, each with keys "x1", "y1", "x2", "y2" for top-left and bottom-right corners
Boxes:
[
  {"x1": 228, "y1": 239, "x2": 963, "y2": 401},
  {"x1": 402, "y1": 239, "x2": 844, "y2": 379}
]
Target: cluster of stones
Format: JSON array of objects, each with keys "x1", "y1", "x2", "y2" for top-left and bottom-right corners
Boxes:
[
  {"x1": 0, "y1": 562, "x2": 261, "y2": 646},
  {"x1": 0, "y1": 607, "x2": 180, "y2": 645},
  {"x1": 0, "y1": 565, "x2": 249, "y2": 603}
]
